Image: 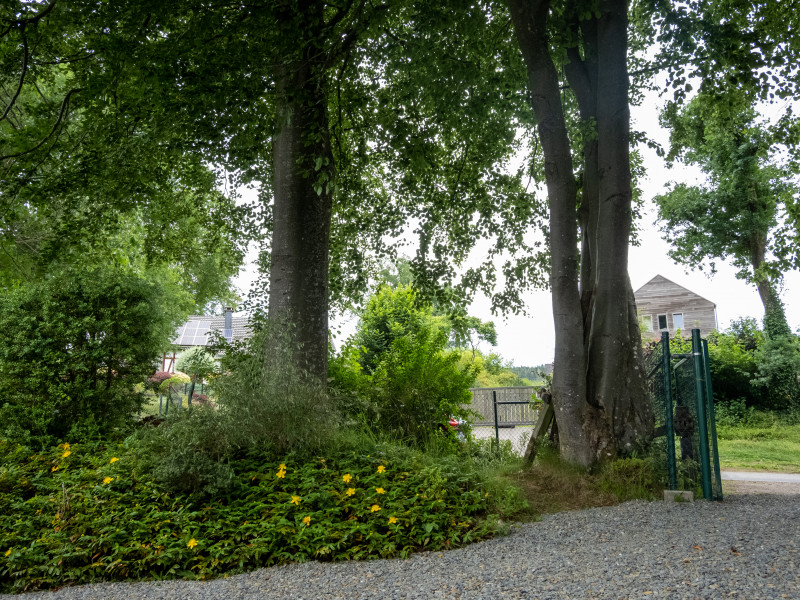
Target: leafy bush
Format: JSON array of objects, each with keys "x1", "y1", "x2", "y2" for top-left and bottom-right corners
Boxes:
[
  {"x1": 330, "y1": 285, "x2": 478, "y2": 444},
  {"x1": 353, "y1": 284, "x2": 433, "y2": 374},
  {"x1": 705, "y1": 332, "x2": 759, "y2": 406},
  {"x1": 458, "y1": 350, "x2": 531, "y2": 388},
  {"x1": 752, "y1": 334, "x2": 800, "y2": 410},
  {"x1": 369, "y1": 328, "x2": 477, "y2": 441},
  {"x1": 671, "y1": 321, "x2": 799, "y2": 412},
  {"x1": 0, "y1": 438, "x2": 502, "y2": 593},
  {"x1": 139, "y1": 324, "x2": 337, "y2": 495},
  {"x1": 176, "y1": 347, "x2": 217, "y2": 383},
  {"x1": 147, "y1": 371, "x2": 173, "y2": 390},
  {"x1": 0, "y1": 268, "x2": 176, "y2": 444},
  {"x1": 713, "y1": 397, "x2": 754, "y2": 426},
  {"x1": 332, "y1": 327, "x2": 477, "y2": 444}
]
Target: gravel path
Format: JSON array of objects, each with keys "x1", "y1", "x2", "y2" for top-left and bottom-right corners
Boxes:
[{"x1": 5, "y1": 490, "x2": 798, "y2": 600}]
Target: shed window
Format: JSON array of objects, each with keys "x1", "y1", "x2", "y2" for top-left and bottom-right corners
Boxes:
[
  {"x1": 673, "y1": 312, "x2": 684, "y2": 330},
  {"x1": 657, "y1": 314, "x2": 668, "y2": 330}
]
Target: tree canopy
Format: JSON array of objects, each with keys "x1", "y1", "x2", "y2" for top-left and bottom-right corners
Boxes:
[
  {"x1": 656, "y1": 90, "x2": 798, "y2": 334},
  {"x1": 4, "y1": 0, "x2": 796, "y2": 464}
]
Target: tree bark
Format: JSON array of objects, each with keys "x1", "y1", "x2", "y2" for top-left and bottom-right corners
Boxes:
[
  {"x1": 509, "y1": 0, "x2": 589, "y2": 465},
  {"x1": 270, "y1": 49, "x2": 334, "y2": 382},
  {"x1": 750, "y1": 229, "x2": 791, "y2": 338},
  {"x1": 584, "y1": 0, "x2": 652, "y2": 453},
  {"x1": 509, "y1": 0, "x2": 652, "y2": 466}
]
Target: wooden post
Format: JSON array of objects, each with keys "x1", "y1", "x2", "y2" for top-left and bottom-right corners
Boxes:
[{"x1": 523, "y1": 391, "x2": 554, "y2": 466}]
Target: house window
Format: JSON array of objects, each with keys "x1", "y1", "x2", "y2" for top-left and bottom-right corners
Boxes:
[
  {"x1": 673, "y1": 312, "x2": 684, "y2": 330},
  {"x1": 657, "y1": 314, "x2": 668, "y2": 330}
]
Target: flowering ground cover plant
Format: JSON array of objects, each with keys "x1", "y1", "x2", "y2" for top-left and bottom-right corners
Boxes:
[{"x1": 0, "y1": 439, "x2": 501, "y2": 593}]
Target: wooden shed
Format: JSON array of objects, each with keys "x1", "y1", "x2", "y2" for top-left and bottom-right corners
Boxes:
[{"x1": 634, "y1": 275, "x2": 718, "y2": 339}]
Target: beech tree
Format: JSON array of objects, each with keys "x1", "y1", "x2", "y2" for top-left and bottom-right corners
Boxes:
[{"x1": 506, "y1": 0, "x2": 652, "y2": 466}]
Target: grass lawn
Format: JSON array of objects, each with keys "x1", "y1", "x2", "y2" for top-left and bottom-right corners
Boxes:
[{"x1": 715, "y1": 416, "x2": 800, "y2": 473}]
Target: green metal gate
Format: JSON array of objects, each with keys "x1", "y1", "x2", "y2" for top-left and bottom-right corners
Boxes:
[{"x1": 646, "y1": 329, "x2": 723, "y2": 501}]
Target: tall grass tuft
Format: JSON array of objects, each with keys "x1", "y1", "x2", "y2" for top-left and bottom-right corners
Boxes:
[{"x1": 135, "y1": 323, "x2": 338, "y2": 495}]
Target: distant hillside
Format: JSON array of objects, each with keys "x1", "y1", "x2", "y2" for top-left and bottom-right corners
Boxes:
[{"x1": 509, "y1": 365, "x2": 551, "y2": 382}]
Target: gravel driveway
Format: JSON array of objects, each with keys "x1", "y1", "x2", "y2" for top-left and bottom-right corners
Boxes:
[{"x1": 5, "y1": 488, "x2": 798, "y2": 600}]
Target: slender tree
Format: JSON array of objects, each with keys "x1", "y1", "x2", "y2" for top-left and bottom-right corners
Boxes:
[{"x1": 656, "y1": 91, "x2": 797, "y2": 336}]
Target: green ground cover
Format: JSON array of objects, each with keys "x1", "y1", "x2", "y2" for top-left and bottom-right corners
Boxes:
[
  {"x1": 715, "y1": 413, "x2": 800, "y2": 473},
  {"x1": 0, "y1": 437, "x2": 509, "y2": 593}
]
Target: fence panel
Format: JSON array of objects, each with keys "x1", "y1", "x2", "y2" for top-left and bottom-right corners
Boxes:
[{"x1": 469, "y1": 387, "x2": 537, "y2": 425}]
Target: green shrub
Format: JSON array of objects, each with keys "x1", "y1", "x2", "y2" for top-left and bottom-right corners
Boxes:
[
  {"x1": 0, "y1": 268, "x2": 176, "y2": 444},
  {"x1": 332, "y1": 327, "x2": 477, "y2": 445},
  {"x1": 353, "y1": 284, "x2": 432, "y2": 374},
  {"x1": 135, "y1": 407, "x2": 234, "y2": 496},
  {"x1": 752, "y1": 334, "x2": 800, "y2": 410},
  {"x1": 706, "y1": 333, "x2": 760, "y2": 406},
  {"x1": 368, "y1": 328, "x2": 477, "y2": 442},
  {"x1": 139, "y1": 324, "x2": 338, "y2": 495}
]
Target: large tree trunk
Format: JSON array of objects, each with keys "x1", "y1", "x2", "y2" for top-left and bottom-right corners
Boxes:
[
  {"x1": 509, "y1": 0, "x2": 589, "y2": 465},
  {"x1": 750, "y1": 229, "x2": 791, "y2": 338},
  {"x1": 584, "y1": 0, "x2": 651, "y2": 453},
  {"x1": 509, "y1": 0, "x2": 652, "y2": 466},
  {"x1": 270, "y1": 55, "x2": 334, "y2": 382}
]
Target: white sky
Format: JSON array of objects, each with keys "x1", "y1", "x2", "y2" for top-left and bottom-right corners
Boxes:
[{"x1": 232, "y1": 83, "x2": 800, "y2": 368}]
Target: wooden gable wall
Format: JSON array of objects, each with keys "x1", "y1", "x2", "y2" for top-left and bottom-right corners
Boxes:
[{"x1": 634, "y1": 275, "x2": 718, "y2": 339}]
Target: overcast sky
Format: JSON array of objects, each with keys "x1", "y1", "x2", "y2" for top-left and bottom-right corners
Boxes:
[{"x1": 232, "y1": 80, "x2": 800, "y2": 368}]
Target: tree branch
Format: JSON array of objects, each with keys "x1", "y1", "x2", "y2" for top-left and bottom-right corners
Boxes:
[
  {"x1": 0, "y1": 87, "x2": 82, "y2": 161},
  {"x1": 0, "y1": 26, "x2": 30, "y2": 124}
]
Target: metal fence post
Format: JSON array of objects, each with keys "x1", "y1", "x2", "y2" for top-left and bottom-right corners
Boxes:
[
  {"x1": 702, "y1": 339, "x2": 723, "y2": 501},
  {"x1": 692, "y1": 329, "x2": 713, "y2": 500},
  {"x1": 493, "y1": 390, "x2": 499, "y2": 448},
  {"x1": 661, "y1": 331, "x2": 678, "y2": 490}
]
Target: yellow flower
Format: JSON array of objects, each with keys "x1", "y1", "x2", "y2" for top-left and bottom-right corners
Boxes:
[
  {"x1": 377, "y1": 465, "x2": 386, "y2": 473},
  {"x1": 187, "y1": 538, "x2": 198, "y2": 549},
  {"x1": 61, "y1": 450, "x2": 71, "y2": 458},
  {"x1": 290, "y1": 495, "x2": 301, "y2": 505},
  {"x1": 279, "y1": 463, "x2": 286, "y2": 470},
  {"x1": 109, "y1": 457, "x2": 119, "y2": 464},
  {"x1": 388, "y1": 516, "x2": 397, "y2": 525},
  {"x1": 4, "y1": 548, "x2": 11, "y2": 557},
  {"x1": 51, "y1": 466, "x2": 59, "y2": 472},
  {"x1": 60, "y1": 443, "x2": 70, "y2": 450},
  {"x1": 346, "y1": 488, "x2": 356, "y2": 496},
  {"x1": 276, "y1": 469, "x2": 286, "y2": 479},
  {"x1": 302, "y1": 516, "x2": 311, "y2": 526},
  {"x1": 103, "y1": 476, "x2": 113, "y2": 484},
  {"x1": 370, "y1": 504, "x2": 381, "y2": 512},
  {"x1": 375, "y1": 487, "x2": 385, "y2": 494},
  {"x1": 342, "y1": 473, "x2": 352, "y2": 483}
]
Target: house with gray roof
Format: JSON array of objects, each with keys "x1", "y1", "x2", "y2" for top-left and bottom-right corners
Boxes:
[{"x1": 162, "y1": 307, "x2": 251, "y2": 372}]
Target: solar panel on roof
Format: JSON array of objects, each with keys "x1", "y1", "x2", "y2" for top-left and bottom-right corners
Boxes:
[
  {"x1": 191, "y1": 322, "x2": 212, "y2": 345},
  {"x1": 172, "y1": 323, "x2": 188, "y2": 344},
  {"x1": 180, "y1": 322, "x2": 199, "y2": 345}
]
